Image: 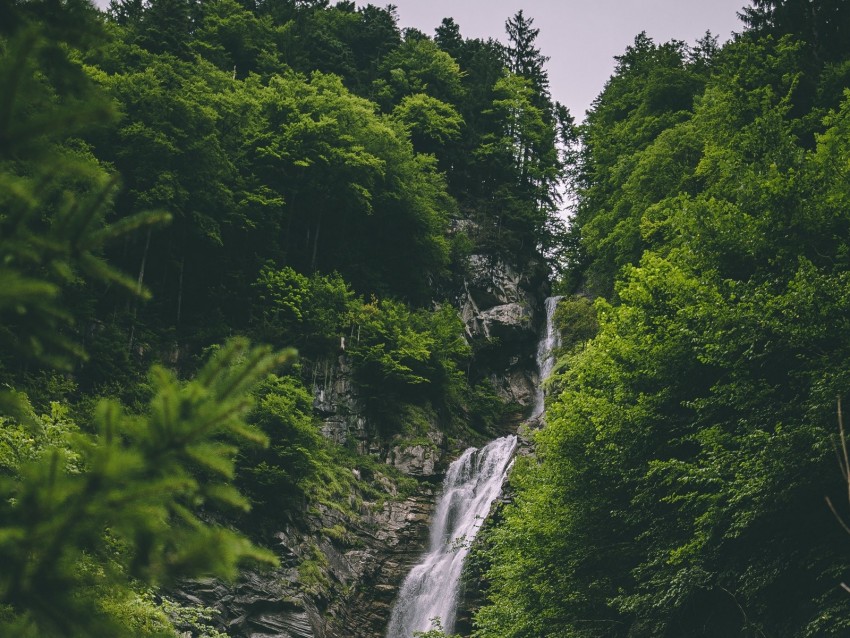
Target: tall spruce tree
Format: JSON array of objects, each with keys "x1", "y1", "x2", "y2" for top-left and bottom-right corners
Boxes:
[{"x1": 504, "y1": 10, "x2": 550, "y2": 102}]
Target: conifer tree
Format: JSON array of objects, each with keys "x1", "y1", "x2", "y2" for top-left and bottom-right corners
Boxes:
[
  {"x1": 504, "y1": 10, "x2": 550, "y2": 102},
  {"x1": 434, "y1": 17, "x2": 463, "y2": 60},
  {"x1": 0, "y1": 339, "x2": 288, "y2": 636}
]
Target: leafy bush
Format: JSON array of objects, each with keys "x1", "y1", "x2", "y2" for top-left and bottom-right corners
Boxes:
[
  {"x1": 237, "y1": 372, "x2": 320, "y2": 519},
  {"x1": 349, "y1": 299, "x2": 471, "y2": 431},
  {"x1": 552, "y1": 295, "x2": 598, "y2": 354},
  {"x1": 413, "y1": 617, "x2": 460, "y2": 638},
  {"x1": 253, "y1": 265, "x2": 358, "y2": 359}
]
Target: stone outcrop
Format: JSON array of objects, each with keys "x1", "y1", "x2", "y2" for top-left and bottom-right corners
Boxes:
[
  {"x1": 478, "y1": 302, "x2": 532, "y2": 340},
  {"x1": 310, "y1": 357, "x2": 375, "y2": 455},
  {"x1": 173, "y1": 482, "x2": 436, "y2": 638},
  {"x1": 489, "y1": 367, "x2": 536, "y2": 408},
  {"x1": 460, "y1": 254, "x2": 548, "y2": 409},
  {"x1": 322, "y1": 490, "x2": 435, "y2": 637},
  {"x1": 175, "y1": 571, "x2": 316, "y2": 638},
  {"x1": 463, "y1": 255, "x2": 535, "y2": 313},
  {"x1": 386, "y1": 428, "x2": 445, "y2": 476},
  {"x1": 461, "y1": 255, "x2": 537, "y2": 343}
]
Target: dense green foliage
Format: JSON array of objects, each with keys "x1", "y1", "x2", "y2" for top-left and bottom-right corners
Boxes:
[
  {"x1": 18, "y1": 0, "x2": 850, "y2": 635},
  {"x1": 81, "y1": 0, "x2": 568, "y2": 361},
  {"x1": 0, "y1": 0, "x2": 566, "y2": 634},
  {"x1": 475, "y1": 1, "x2": 850, "y2": 636}
]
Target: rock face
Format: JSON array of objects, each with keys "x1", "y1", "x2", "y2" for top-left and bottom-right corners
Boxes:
[
  {"x1": 310, "y1": 356, "x2": 374, "y2": 455},
  {"x1": 460, "y1": 254, "x2": 548, "y2": 408},
  {"x1": 174, "y1": 570, "x2": 316, "y2": 638},
  {"x1": 464, "y1": 255, "x2": 534, "y2": 312},
  {"x1": 387, "y1": 428, "x2": 445, "y2": 477},
  {"x1": 322, "y1": 490, "x2": 436, "y2": 636},
  {"x1": 172, "y1": 355, "x2": 446, "y2": 638},
  {"x1": 173, "y1": 481, "x2": 437, "y2": 638},
  {"x1": 461, "y1": 255, "x2": 536, "y2": 342}
]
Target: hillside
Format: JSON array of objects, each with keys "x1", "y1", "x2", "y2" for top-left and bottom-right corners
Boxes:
[
  {"x1": 0, "y1": 1, "x2": 562, "y2": 636},
  {"x1": 4, "y1": 1, "x2": 850, "y2": 637}
]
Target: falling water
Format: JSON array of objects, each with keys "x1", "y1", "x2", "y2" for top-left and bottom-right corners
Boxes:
[
  {"x1": 384, "y1": 435, "x2": 517, "y2": 637},
  {"x1": 531, "y1": 296, "x2": 563, "y2": 418},
  {"x1": 385, "y1": 296, "x2": 562, "y2": 637}
]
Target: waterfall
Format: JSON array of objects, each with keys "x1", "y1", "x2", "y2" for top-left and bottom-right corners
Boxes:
[
  {"x1": 385, "y1": 296, "x2": 562, "y2": 637},
  {"x1": 385, "y1": 435, "x2": 517, "y2": 637},
  {"x1": 531, "y1": 295, "x2": 563, "y2": 418}
]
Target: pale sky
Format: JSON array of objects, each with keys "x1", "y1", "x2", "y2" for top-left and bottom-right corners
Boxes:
[{"x1": 361, "y1": 0, "x2": 747, "y2": 121}]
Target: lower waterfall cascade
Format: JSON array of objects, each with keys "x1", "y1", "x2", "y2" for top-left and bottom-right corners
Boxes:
[
  {"x1": 384, "y1": 296, "x2": 562, "y2": 637},
  {"x1": 384, "y1": 435, "x2": 518, "y2": 637}
]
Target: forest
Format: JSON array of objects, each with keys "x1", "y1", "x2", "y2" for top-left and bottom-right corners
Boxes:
[
  {"x1": 2, "y1": 0, "x2": 850, "y2": 636},
  {"x1": 474, "y1": 1, "x2": 850, "y2": 636}
]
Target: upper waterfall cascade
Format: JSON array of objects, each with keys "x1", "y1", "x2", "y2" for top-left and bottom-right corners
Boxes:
[
  {"x1": 532, "y1": 295, "x2": 563, "y2": 418},
  {"x1": 385, "y1": 296, "x2": 562, "y2": 637}
]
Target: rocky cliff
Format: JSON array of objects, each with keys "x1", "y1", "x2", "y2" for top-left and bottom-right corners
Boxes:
[
  {"x1": 460, "y1": 254, "x2": 549, "y2": 409},
  {"x1": 172, "y1": 254, "x2": 548, "y2": 638}
]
